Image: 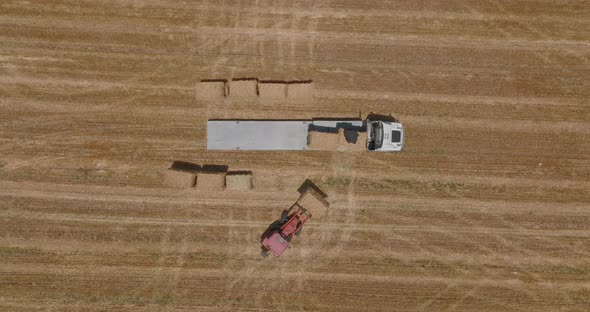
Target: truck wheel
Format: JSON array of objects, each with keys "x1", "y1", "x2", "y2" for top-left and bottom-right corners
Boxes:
[{"x1": 295, "y1": 229, "x2": 302, "y2": 236}]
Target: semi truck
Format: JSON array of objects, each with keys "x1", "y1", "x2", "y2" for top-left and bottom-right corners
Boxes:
[{"x1": 207, "y1": 115, "x2": 404, "y2": 152}]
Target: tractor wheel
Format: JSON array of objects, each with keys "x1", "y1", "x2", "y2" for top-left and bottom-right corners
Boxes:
[{"x1": 280, "y1": 210, "x2": 289, "y2": 223}]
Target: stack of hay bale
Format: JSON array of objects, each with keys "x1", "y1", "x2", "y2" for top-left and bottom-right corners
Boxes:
[
  {"x1": 196, "y1": 78, "x2": 314, "y2": 103},
  {"x1": 164, "y1": 162, "x2": 253, "y2": 191}
]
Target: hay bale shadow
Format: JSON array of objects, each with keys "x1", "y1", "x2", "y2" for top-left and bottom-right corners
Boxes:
[
  {"x1": 288, "y1": 80, "x2": 313, "y2": 84},
  {"x1": 200, "y1": 79, "x2": 227, "y2": 83},
  {"x1": 233, "y1": 77, "x2": 259, "y2": 82},
  {"x1": 201, "y1": 164, "x2": 229, "y2": 173},
  {"x1": 170, "y1": 161, "x2": 201, "y2": 173},
  {"x1": 226, "y1": 170, "x2": 252, "y2": 175},
  {"x1": 260, "y1": 79, "x2": 287, "y2": 84}
]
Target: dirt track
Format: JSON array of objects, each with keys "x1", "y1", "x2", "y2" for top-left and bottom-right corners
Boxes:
[{"x1": 1, "y1": 1, "x2": 590, "y2": 311}]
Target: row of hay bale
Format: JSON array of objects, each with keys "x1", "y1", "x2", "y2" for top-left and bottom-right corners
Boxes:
[
  {"x1": 197, "y1": 78, "x2": 313, "y2": 101},
  {"x1": 163, "y1": 161, "x2": 253, "y2": 191}
]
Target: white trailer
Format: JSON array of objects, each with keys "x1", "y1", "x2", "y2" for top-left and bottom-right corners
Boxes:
[{"x1": 207, "y1": 118, "x2": 404, "y2": 152}]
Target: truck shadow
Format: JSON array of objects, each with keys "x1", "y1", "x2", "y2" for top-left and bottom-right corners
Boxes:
[
  {"x1": 308, "y1": 119, "x2": 366, "y2": 144},
  {"x1": 367, "y1": 112, "x2": 398, "y2": 123}
]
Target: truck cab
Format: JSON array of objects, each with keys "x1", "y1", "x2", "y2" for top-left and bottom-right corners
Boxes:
[{"x1": 367, "y1": 121, "x2": 404, "y2": 152}]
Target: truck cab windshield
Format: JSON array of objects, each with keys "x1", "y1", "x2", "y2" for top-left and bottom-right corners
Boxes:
[{"x1": 391, "y1": 130, "x2": 401, "y2": 143}]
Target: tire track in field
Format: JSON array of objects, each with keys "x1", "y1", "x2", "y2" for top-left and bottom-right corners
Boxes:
[
  {"x1": 3, "y1": 203, "x2": 590, "y2": 239},
  {"x1": 192, "y1": 3, "x2": 587, "y2": 23},
  {"x1": 321, "y1": 151, "x2": 359, "y2": 258},
  {"x1": 218, "y1": 3, "x2": 326, "y2": 307},
  {"x1": 3, "y1": 1, "x2": 590, "y2": 310},
  {"x1": 485, "y1": 0, "x2": 589, "y2": 65},
  {"x1": 218, "y1": 192, "x2": 275, "y2": 308},
  {"x1": 410, "y1": 181, "x2": 579, "y2": 307},
  {"x1": 461, "y1": 1, "x2": 588, "y2": 96},
  {"x1": 194, "y1": 26, "x2": 590, "y2": 51},
  {"x1": 449, "y1": 2, "x2": 590, "y2": 305},
  {"x1": 146, "y1": 225, "x2": 172, "y2": 298},
  {"x1": 465, "y1": 208, "x2": 581, "y2": 306}
]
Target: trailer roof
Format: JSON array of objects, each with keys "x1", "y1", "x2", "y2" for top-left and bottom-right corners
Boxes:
[{"x1": 207, "y1": 120, "x2": 311, "y2": 150}]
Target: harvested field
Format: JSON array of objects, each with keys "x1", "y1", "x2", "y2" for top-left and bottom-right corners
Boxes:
[{"x1": 1, "y1": 1, "x2": 590, "y2": 311}]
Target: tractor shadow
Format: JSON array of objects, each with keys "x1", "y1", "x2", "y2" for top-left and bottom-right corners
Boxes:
[
  {"x1": 259, "y1": 207, "x2": 293, "y2": 243},
  {"x1": 259, "y1": 219, "x2": 283, "y2": 243}
]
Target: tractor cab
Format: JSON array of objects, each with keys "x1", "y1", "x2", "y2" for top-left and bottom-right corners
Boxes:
[{"x1": 261, "y1": 232, "x2": 290, "y2": 257}]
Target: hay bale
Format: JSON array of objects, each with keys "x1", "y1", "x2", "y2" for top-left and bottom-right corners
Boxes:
[
  {"x1": 196, "y1": 81, "x2": 226, "y2": 100},
  {"x1": 308, "y1": 128, "x2": 367, "y2": 151},
  {"x1": 196, "y1": 171, "x2": 226, "y2": 191},
  {"x1": 258, "y1": 82, "x2": 286, "y2": 100},
  {"x1": 297, "y1": 188, "x2": 329, "y2": 220},
  {"x1": 225, "y1": 171, "x2": 253, "y2": 190},
  {"x1": 286, "y1": 82, "x2": 313, "y2": 101},
  {"x1": 228, "y1": 79, "x2": 258, "y2": 99},
  {"x1": 164, "y1": 170, "x2": 197, "y2": 188},
  {"x1": 308, "y1": 129, "x2": 343, "y2": 151}
]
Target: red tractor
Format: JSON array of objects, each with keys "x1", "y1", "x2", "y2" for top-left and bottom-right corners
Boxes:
[
  {"x1": 260, "y1": 203, "x2": 311, "y2": 257},
  {"x1": 260, "y1": 185, "x2": 328, "y2": 257}
]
